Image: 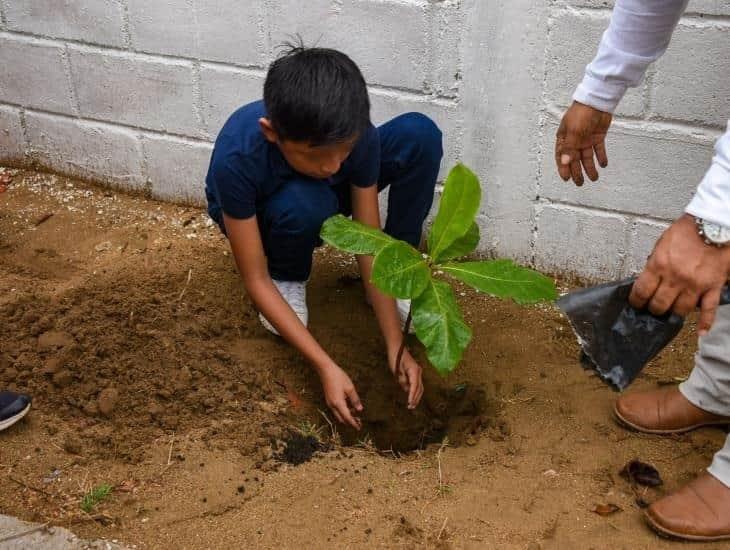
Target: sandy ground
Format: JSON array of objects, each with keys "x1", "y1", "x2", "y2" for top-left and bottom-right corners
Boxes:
[{"x1": 0, "y1": 168, "x2": 725, "y2": 549}]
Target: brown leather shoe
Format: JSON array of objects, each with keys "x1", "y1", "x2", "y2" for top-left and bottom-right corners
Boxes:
[
  {"x1": 645, "y1": 472, "x2": 730, "y2": 541},
  {"x1": 614, "y1": 387, "x2": 730, "y2": 434}
]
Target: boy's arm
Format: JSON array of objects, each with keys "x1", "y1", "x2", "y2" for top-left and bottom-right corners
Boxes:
[
  {"x1": 223, "y1": 213, "x2": 363, "y2": 429},
  {"x1": 349, "y1": 185, "x2": 424, "y2": 409}
]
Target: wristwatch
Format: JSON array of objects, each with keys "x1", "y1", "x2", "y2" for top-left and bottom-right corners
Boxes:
[{"x1": 695, "y1": 217, "x2": 730, "y2": 248}]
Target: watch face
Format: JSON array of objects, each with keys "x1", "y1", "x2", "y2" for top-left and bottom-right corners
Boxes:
[{"x1": 703, "y1": 220, "x2": 730, "y2": 244}]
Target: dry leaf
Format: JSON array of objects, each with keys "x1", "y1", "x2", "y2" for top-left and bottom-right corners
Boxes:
[
  {"x1": 620, "y1": 459, "x2": 663, "y2": 487},
  {"x1": 591, "y1": 503, "x2": 622, "y2": 516}
]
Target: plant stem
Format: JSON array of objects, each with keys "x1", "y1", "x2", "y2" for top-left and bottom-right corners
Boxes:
[{"x1": 395, "y1": 310, "x2": 412, "y2": 373}]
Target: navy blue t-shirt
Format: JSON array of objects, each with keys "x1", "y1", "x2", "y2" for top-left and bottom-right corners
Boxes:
[{"x1": 205, "y1": 100, "x2": 380, "y2": 221}]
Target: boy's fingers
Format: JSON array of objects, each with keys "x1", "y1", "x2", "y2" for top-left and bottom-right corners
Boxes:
[
  {"x1": 406, "y1": 370, "x2": 420, "y2": 409},
  {"x1": 413, "y1": 385, "x2": 424, "y2": 408},
  {"x1": 330, "y1": 407, "x2": 344, "y2": 425},
  {"x1": 336, "y1": 401, "x2": 361, "y2": 430},
  {"x1": 347, "y1": 387, "x2": 364, "y2": 412}
]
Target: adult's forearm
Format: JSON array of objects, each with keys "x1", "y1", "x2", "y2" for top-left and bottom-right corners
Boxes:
[{"x1": 573, "y1": 0, "x2": 688, "y2": 113}]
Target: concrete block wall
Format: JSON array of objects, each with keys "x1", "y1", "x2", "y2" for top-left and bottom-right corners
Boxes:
[
  {"x1": 0, "y1": 0, "x2": 728, "y2": 281},
  {"x1": 0, "y1": 0, "x2": 461, "y2": 208},
  {"x1": 533, "y1": 0, "x2": 729, "y2": 279}
]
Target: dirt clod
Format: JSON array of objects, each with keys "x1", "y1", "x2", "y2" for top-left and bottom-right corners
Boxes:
[
  {"x1": 97, "y1": 387, "x2": 120, "y2": 417},
  {"x1": 277, "y1": 432, "x2": 325, "y2": 465},
  {"x1": 37, "y1": 331, "x2": 75, "y2": 352},
  {"x1": 52, "y1": 370, "x2": 73, "y2": 388},
  {"x1": 63, "y1": 433, "x2": 83, "y2": 455}
]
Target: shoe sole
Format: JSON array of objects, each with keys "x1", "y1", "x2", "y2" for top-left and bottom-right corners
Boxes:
[
  {"x1": 0, "y1": 402, "x2": 31, "y2": 432},
  {"x1": 645, "y1": 512, "x2": 730, "y2": 542},
  {"x1": 613, "y1": 403, "x2": 730, "y2": 435}
]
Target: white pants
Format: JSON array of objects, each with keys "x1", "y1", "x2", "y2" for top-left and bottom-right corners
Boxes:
[{"x1": 680, "y1": 304, "x2": 730, "y2": 487}]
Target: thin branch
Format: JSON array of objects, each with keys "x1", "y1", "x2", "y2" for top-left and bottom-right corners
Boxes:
[{"x1": 395, "y1": 310, "x2": 412, "y2": 374}]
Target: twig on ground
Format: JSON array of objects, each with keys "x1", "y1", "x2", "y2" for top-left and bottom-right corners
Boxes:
[
  {"x1": 34, "y1": 213, "x2": 54, "y2": 226},
  {"x1": 437, "y1": 437, "x2": 450, "y2": 496},
  {"x1": 177, "y1": 269, "x2": 192, "y2": 301},
  {"x1": 318, "y1": 409, "x2": 337, "y2": 441},
  {"x1": 167, "y1": 431, "x2": 175, "y2": 466},
  {"x1": 8, "y1": 475, "x2": 52, "y2": 497},
  {"x1": 437, "y1": 517, "x2": 448, "y2": 541}
]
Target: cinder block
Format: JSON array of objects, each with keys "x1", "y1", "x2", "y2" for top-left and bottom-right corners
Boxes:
[
  {"x1": 546, "y1": 11, "x2": 644, "y2": 117},
  {"x1": 5, "y1": 0, "x2": 125, "y2": 47},
  {"x1": 624, "y1": 219, "x2": 669, "y2": 276},
  {"x1": 269, "y1": 0, "x2": 431, "y2": 91},
  {"x1": 68, "y1": 48, "x2": 199, "y2": 135},
  {"x1": 24, "y1": 111, "x2": 146, "y2": 189},
  {"x1": 0, "y1": 105, "x2": 25, "y2": 163},
  {"x1": 429, "y1": 0, "x2": 463, "y2": 97},
  {"x1": 651, "y1": 24, "x2": 730, "y2": 128},
  {"x1": 0, "y1": 36, "x2": 74, "y2": 113},
  {"x1": 534, "y1": 204, "x2": 628, "y2": 280},
  {"x1": 687, "y1": 1, "x2": 730, "y2": 16},
  {"x1": 565, "y1": 1, "x2": 614, "y2": 7},
  {"x1": 200, "y1": 65, "x2": 265, "y2": 137},
  {"x1": 142, "y1": 135, "x2": 212, "y2": 204},
  {"x1": 541, "y1": 121, "x2": 712, "y2": 220},
  {"x1": 369, "y1": 90, "x2": 461, "y2": 180},
  {"x1": 126, "y1": 0, "x2": 264, "y2": 66}
]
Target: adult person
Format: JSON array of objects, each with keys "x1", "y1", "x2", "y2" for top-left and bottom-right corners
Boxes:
[{"x1": 555, "y1": 0, "x2": 730, "y2": 541}]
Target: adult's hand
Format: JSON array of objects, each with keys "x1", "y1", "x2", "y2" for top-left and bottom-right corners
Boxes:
[
  {"x1": 630, "y1": 214, "x2": 730, "y2": 336},
  {"x1": 555, "y1": 101, "x2": 613, "y2": 185}
]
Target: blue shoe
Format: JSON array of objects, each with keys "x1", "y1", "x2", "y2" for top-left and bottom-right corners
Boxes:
[{"x1": 0, "y1": 391, "x2": 31, "y2": 432}]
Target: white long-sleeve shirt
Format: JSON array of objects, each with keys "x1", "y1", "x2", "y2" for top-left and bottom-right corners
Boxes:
[{"x1": 572, "y1": 0, "x2": 730, "y2": 228}]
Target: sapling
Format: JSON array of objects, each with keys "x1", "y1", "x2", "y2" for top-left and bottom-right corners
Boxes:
[{"x1": 321, "y1": 163, "x2": 558, "y2": 376}]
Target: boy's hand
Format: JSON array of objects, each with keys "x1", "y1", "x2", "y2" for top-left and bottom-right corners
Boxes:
[
  {"x1": 319, "y1": 365, "x2": 363, "y2": 430},
  {"x1": 389, "y1": 349, "x2": 424, "y2": 410}
]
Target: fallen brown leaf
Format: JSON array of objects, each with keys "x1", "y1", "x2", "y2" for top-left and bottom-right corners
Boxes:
[
  {"x1": 591, "y1": 503, "x2": 622, "y2": 516},
  {"x1": 620, "y1": 459, "x2": 663, "y2": 487}
]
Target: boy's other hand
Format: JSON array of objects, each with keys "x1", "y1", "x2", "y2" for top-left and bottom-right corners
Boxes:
[
  {"x1": 320, "y1": 365, "x2": 363, "y2": 430},
  {"x1": 390, "y1": 349, "x2": 424, "y2": 410},
  {"x1": 555, "y1": 101, "x2": 612, "y2": 186}
]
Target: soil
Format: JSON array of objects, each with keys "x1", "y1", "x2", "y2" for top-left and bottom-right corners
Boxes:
[{"x1": 0, "y1": 168, "x2": 725, "y2": 549}]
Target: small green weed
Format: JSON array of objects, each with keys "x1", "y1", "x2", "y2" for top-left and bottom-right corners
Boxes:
[{"x1": 80, "y1": 483, "x2": 113, "y2": 513}]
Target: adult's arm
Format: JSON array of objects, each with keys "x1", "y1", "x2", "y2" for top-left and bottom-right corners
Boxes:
[{"x1": 573, "y1": 0, "x2": 688, "y2": 112}]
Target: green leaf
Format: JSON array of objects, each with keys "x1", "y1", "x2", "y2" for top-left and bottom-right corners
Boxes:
[
  {"x1": 320, "y1": 214, "x2": 396, "y2": 255},
  {"x1": 412, "y1": 279, "x2": 472, "y2": 376},
  {"x1": 371, "y1": 241, "x2": 431, "y2": 299},
  {"x1": 441, "y1": 260, "x2": 558, "y2": 304},
  {"x1": 435, "y1": 222, "x2": 479, "y2": 262},
  {"x1": 428, "y1": 164, "x2": 482, "y2": 263}
]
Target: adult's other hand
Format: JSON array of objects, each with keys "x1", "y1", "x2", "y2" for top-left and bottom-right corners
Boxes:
[{"x1": 555, "y1": 101, "x2": 613, "y2": 185}]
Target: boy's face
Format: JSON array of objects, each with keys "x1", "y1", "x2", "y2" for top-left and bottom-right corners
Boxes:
[{"x1": 259, "y1": 118, "x2": 357, "y2": 180}]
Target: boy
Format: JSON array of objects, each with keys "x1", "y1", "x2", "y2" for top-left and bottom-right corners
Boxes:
[{"x1": 205, "y1": 46, "x2": 443, "y2": 430}]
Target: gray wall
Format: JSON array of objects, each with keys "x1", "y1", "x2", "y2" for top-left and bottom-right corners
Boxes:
[{"x1": 0, "y1": 0, "x2": 728, "y2": 280}]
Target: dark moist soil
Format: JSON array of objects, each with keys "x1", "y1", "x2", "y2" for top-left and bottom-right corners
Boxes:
[
  {"x1": 0, "y1": 169, "x2": 492, "y2": 463},
  {"x1": 277, "y1": 432, "x2": 327, "y2": 465},
  {"x1": 1, "y1": 169, "x2": 719, "y2": 550}
]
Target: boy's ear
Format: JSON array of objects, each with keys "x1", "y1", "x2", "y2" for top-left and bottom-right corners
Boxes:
[{"x1": 259, "y1": 117, "x2": 278, "y2": 143}]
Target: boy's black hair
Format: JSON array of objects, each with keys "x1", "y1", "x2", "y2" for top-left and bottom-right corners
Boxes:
[{"x1": 263, "y1": 43, "x2": 370, "y2": 146}]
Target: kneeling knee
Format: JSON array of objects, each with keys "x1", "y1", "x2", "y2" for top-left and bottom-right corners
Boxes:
[{"x1": 398, "y1": 113, "x2": 443, "y2": 160}]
